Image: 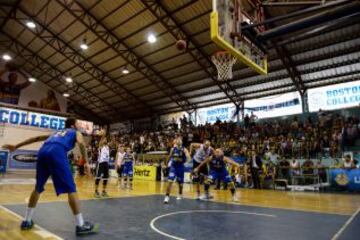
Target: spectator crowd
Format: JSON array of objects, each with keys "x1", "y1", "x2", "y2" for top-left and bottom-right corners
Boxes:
[{"x1": 84, "y1": 109, "x2": 360, "y2": 189}]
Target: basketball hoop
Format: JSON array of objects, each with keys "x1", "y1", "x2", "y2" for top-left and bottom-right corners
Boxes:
[{"x1": 211, "y1": 51, "x2": 236, "y2": 81}]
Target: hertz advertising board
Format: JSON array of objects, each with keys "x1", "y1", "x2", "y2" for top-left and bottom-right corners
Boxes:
[{"x1": 133, "y1": 166, "x2": 157, "y2": 181}]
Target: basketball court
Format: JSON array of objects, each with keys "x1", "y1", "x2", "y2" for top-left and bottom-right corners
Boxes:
[
  {"x1": 1, "y1": 0, "x2": 360, "y2": 239},
  {"x1": 0, "y1": 178, "x2": 360, "y2": 240},
  {"x1": 1, "y1": 196, "x2": 353, "y2": 240}
]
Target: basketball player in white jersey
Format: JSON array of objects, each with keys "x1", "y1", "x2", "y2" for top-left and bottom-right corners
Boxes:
[
  {"x1": 115, "y1": 145, "x2": 125, "y2": 187},
  {"x1": 94, "y1": 136, "x2": 110, "y2": 198},
  {"x1": 190, "y1": 140, "x2": 214, "y2": 200}
]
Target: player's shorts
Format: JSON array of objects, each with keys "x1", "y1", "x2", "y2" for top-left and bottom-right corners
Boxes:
[
  {"x1": 36, "y1": 143, "x2": 76, "y2": 196},
  {"x1": 168, "y1": 164, "x2": 185, "y2": 184},
  {"x1": 122, "y1": 162, "x2": 133, "y2": 177},
  {"x1": 117, "y1": 165, "x2": 124, "y2": 177},
  {"x1": 96, "y1": 162, "x2": 109, "y2": 180},
  {"x1": 208, "y1": 168, "x2": 232, "y2": 184},
  {"x1": 193, "y1": 159, "x2": 208, "y2": 183}
]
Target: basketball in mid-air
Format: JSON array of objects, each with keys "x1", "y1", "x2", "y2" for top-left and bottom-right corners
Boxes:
[{"x1": 175, "y1": 39, "x2": 187, "y2": 51}]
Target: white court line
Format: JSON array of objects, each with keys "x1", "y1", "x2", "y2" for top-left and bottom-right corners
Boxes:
[
  {"x1": 150, "y1": 210, "x2": 277, "y2": 240},
  {"x1": 0, "y1": 178, "x2": 53, "y2": 185},
  {"x1": 0, "y1": 205, "x2": 63, "y2": 240},
  {"x1": 331, "y1": 207, "x2": 360, "y2": 240},
  {"x1": 3, "y1": 193, "x2": 160, "y2": 206}
]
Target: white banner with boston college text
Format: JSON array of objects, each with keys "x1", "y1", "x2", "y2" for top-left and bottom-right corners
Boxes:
[
  {"x1": 308, "y1": 80, "x2": 360, "y2": 112},
  {"x1": 196, "y1": 103, "x2": 236, "y2": 125}
]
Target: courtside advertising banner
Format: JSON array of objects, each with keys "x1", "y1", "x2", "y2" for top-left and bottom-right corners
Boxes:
[
  {"x1": 308, "y1": 80, "x2": 360, "y2": 112},
  {"x1": 244, "y1": 92, "x2": 302, "y2": 119},
  {"x1": 330, "y1": 168, "x2": 360, "y2": 191},
  {"x1": 9, "y1": 149, "x2": 38, "y2": 169},
  {"x1": 133, "y1": 165, "x2": 157, "y2": 181},
  {"x1": 0, "y1": 150, "x2": 8, "y2": 173}
]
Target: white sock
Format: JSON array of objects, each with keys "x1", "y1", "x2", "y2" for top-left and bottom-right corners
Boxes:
[
  {"x1": 24, "y1": 207, "x2": 35, "y2": 222},
  {"x1": 75, "y1": 213, "x2": 84, "y2": 227}
]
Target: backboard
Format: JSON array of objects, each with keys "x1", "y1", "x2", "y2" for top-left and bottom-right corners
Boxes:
[{"x1": 210, "y1": 0, "x2": 268, "y2": 75}]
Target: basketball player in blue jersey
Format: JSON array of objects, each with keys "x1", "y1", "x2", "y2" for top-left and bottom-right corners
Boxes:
[
  {"x1": 195, "y1": 149, "x2": 240, "y2": 202},
  {"x1": 2, "y1": 117, "x2": 98, "y2": 236},
  {"x1": 190, "y1": 140, "x2": 214, "y2": 200},
  {"x1": 122, "y1": 147, "x2": 135, "y2": 189},
  {"x1": 163, "y1": 139, "x2": 191, "y2": 204}
]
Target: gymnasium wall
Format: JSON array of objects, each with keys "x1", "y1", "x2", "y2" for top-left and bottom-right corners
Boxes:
[
  {"x1": 0, "y1": 106, "x2": 93, "y2": 172},
  {"x1": 133, "y1": 117, "x2": 152, "y2": 132},
  {"x1": 109, "y1": 121, "x2": 132, "y2": 134},
  {"x1": 159, "y1": 111, "x2": 187, "y2": 126},
  {"x1": 0, "y1": 110, "x2": 94, "y2": 149},
  {"x1": 100, "y1": 81, "x2": 360, "y2": 131},
  {"x1": 0, "y1": 62, "x2": 67, "y2": 113},
  {"x1": 0, "y1": 125, "x2": 52, "y2": 150},
  {"x1": 0, "y1": 106, "x2": 68, "y2": 150}
]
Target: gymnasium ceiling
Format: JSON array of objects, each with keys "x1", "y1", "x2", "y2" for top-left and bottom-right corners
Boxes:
[{"x1": 0, "y1": 0, "x2": 359, "y2": 124}]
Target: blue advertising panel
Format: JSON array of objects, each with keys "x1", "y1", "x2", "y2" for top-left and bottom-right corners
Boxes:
[
  {"x1": 330, "y1": 168, "x2": 360, "y2": 191},
  {"x1": 9, "y1": 150, "x2": 38, "y2": 169},
  {"x1": 0, "y1": 150, "x2": 9, "y2": 173}
]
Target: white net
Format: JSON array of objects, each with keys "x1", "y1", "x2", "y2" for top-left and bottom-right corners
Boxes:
[{"x1": 211, "y1": 51, "x2": 236, "y2": 81}]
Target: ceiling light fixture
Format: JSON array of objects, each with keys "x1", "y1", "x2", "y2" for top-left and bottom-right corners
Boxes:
[
  {"x1": 63, "y1": 93, "x2": 70, "y2": 97},
  {"x1": 28, "y1": 77, "x2": 36, "y2": 82},
  {"x1": 80, "y1": 43, "x2": 88, "y2": 50},
  {"x1": 26, "y1": 21, "x2": 36, "y2": 29},
  {"x1": 2, "y1": 54, "x2": 12, "y2": 61},
  {"x1": 65, "y1": 77, "x2": 73, "y2": 83},
  {"x1": 122, "y1": 68, "x2": 130, "y2": 74},
  {"x1": 80, "y1": 38, "x2": 88, "y2": 50},
  {"x1": 147, "y1": 34, "x2": 156, "y2": 43}
]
